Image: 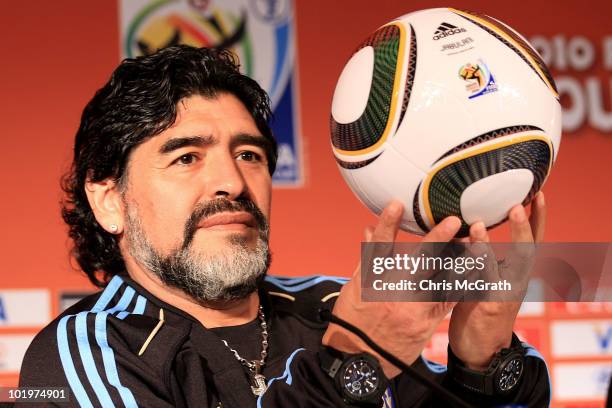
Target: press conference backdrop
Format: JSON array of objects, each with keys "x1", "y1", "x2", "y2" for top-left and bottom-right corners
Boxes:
[{"x1": 0, "y1": 1, "x2": 610, "y2": 406}]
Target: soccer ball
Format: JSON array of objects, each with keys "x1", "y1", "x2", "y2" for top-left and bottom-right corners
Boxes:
[{"x1": 330, "y1": 8, "x2": 561, "y2": 237}]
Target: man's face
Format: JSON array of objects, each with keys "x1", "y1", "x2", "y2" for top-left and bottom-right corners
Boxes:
[{"x1": 118, "y1": 93, "x2": 273, "y2": 302}]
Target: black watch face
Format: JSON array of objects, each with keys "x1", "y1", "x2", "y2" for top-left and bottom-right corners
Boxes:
[
  {"x1": 339, "y1": 357, "x2": 381, "y2": 399},
  {"x1": 497, "y1": 356, "x2": 524, "y2": 393}
]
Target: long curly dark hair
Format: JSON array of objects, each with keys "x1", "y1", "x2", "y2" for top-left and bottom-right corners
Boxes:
[{"x1": 61, "y1": 45, "x2": 277, "y2": 287}]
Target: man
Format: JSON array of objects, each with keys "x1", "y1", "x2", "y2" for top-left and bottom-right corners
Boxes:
[{"x1": 20, "y1": 45, "x2": 550, "y2": 407}]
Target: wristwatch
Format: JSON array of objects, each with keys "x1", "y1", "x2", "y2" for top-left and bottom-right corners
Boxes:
[
  {"x1": 319, "y1": 346, "x2": 388, "y2": 406},
  {"x1": 447, "y1": 333, "x2": 526, "y2": 396}
]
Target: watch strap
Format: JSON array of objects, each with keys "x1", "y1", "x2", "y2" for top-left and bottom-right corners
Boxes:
[
  {"x1": 319, "y1": 346, "x2": 345, "y2": 379},
  {"x1": 447, "y1": 333, "x2": 524, "y2": 395}
]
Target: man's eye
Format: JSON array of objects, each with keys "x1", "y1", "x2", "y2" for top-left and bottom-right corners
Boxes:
[
  {"x1": 174, "y1": 154, "x2": 198, "y2": 166},
  {"x1": 237, "y1": 151, "x2": 262, "y2": 162}
]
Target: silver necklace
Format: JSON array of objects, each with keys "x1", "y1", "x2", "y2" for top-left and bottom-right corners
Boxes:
[{"x1": 220, "y1": 305, "x2": 269, "y2": 396}]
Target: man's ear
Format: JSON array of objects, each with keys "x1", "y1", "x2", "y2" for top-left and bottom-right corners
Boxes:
[{"x1": 84, "y1": 177, "x2": 125, "y2": 235}]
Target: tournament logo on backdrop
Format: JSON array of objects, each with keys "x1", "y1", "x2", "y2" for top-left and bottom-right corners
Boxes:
[{"x1": 119, "y1": 0, "x2": 303, "y2": 186}]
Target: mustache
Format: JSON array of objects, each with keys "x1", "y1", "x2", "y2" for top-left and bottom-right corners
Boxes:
[{"x1": 182, "y1": 197, "x2": 269, "y2": 249}]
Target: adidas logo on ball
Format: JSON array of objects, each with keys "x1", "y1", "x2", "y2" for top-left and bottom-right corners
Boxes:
[{"x1": 433, "y1": 22, "x2": 467, "y2": 40}]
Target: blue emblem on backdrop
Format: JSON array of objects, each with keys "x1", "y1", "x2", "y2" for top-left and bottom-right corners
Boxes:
[
  {"x1": 120, "y1": 0, "x2": 303, "y2": 186},
  {"x1": 595, "y1": 325, "x2": 612, "y2": 351},
  {"x1": 0, "y1": 296, "x2": 5, "y2": 322}
]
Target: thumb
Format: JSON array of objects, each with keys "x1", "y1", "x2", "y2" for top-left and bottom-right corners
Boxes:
[
  {"x1": 364, "y1": 226, "x2": 374, "y2": 242},
  {"x1": 351, "y1": 227, "x2": 375, "y2": 281}
]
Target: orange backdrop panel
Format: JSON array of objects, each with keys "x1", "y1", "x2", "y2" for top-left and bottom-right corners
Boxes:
[{"x1": 0, "y1": 0, "x2": 610, "y2": 288}]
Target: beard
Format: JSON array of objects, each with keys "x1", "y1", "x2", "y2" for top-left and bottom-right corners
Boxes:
[{"x1": 124, "y1": 197, "x2": 270, "y2": 303}]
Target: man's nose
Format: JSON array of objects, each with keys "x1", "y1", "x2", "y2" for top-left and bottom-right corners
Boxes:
[{"x1": 203, "y1": 152, "x2": 248, "y2": 200}]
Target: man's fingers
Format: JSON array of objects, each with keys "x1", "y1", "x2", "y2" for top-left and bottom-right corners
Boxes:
[
  {"x1": 509, "y1": 205, "x2": 534, "y2": 243},
  {"x1": 469, "y1": 221, "x2": 491, "y2": 260},
  {"x1": 364, "y1": 226, "x2": 374, "y2": 242},
  {"x1": 422, "y1": 216, "x2": 462, "y2": 243},
  {"x1": 529, "y1": 192, "x2": 546, "y2": 243},
  {"x1": 469, "y1": 221, "x2": 490, "y2": 243},
  {"x1": 508, "y1": 205, "x2": 536, "y2": 276},
  {"x1": 359, "y1": 203, "x2": 402, "y2": 285},
  {"x1": 468, "y1": 221, "x2": 498, "y2": 286},
  {"x1": 371, "y1": 201, "x2": 404, "y2": 242}
]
